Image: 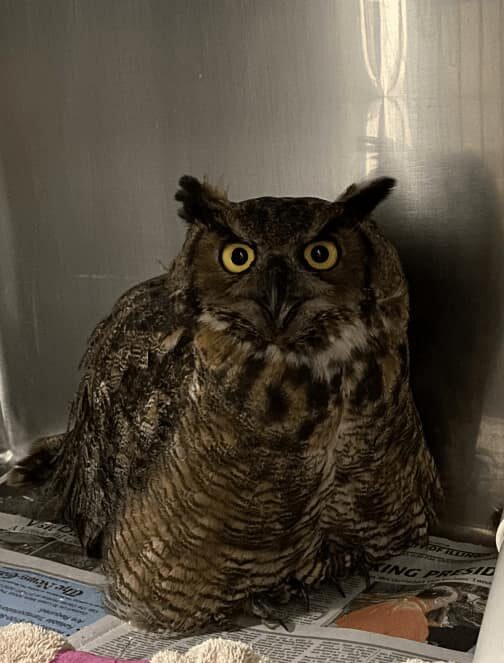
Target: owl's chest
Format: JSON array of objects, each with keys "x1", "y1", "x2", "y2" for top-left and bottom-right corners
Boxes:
[
  {"x1": 197, "y1": 353, "x2": 341, "y2": 442},
  {"x1": 187, "y1": 334, "x2": 344, "y2": 523}
]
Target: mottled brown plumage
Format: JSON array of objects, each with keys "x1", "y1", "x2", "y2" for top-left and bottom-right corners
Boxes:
[{"x1": 11, "y1": 175, "x2": 442, "y2": 632}]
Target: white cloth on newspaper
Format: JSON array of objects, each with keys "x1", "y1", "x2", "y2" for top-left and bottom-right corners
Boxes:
[
  {"x1": 0, "y1": 622, "x2": 73, "y2": 663},
  {"x1": 0, "y1": 622, "x2": 459, "y2": 663},
  {"x1": 151, "y1": 637, "x2": 272, "y2": 662},
  {"x1": 0, "y1": 623, "x2": 272, "y2": 663}
]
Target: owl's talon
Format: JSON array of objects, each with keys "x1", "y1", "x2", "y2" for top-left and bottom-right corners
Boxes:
[
  {"x1": 249, "y1": 595, "x2": 293, "y2": 632},
  {"x1": 355, "y1": 551, "x2": 371, "y2": 590},
  {"x1": 289, "y1": 578, "x2": 310, "y2": 611},
  {"x1": 335, "y1": 580, "x2": 346, "y2": 598},
  {"x1": 212, "y1": 611, "x2": 229, "y2": 627},
  {"x1": 362, "y1": 567, "x2": 371, "y2": 590},
  {"x1": 299, "y1": 585, "x2": 310, "y2": 612},
  {"x1": 327, "y1": 569, "x2": 346, "y2": 598}
]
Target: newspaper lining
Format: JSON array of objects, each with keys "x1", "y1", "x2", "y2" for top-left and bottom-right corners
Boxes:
[{"x1": 0, "y1": 511, "x2": 496, "y2": 663}]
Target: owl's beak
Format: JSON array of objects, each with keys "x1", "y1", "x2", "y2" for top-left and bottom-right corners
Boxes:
[{"x1": 261, "y1": 257, "x2": 297, "y2": 328}]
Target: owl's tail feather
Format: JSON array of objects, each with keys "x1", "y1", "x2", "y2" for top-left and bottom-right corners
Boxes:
[{"x1": 3, "y1": 434, "x2": 64, "y2": 488}]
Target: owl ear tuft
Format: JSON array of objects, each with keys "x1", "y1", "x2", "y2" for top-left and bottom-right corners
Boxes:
[
  {"x1": 336, "y1": 177, "x2": 396, "y2": 221},
  {"x1": 175, "y1": 175, "x2": 229, "y2": 230}
]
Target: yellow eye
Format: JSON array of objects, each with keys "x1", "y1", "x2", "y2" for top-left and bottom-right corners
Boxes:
[
  {"x1": 303, "y1": 240, "x2": 339, "y2": 270},
  {"x1": 221, "y1": 243, "x2": 255, "y2": 273}
]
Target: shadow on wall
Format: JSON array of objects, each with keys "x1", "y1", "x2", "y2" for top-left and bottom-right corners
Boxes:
[{"x1": 376, "y1": 153, "x2": 504, "y2": 533}]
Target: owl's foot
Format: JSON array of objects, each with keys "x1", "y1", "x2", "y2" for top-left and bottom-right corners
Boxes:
[
  {"x1": 248, "y1": 594, "x2": 294, "y2": 632},
  {"x1": 355, "y1": 552, "x2": 372, "y2": 590},
  {"x1": 342, "y1": 544, "x2": 372, "y2": 590},
  {"x1": 327, "y1": 542, "x2": 372, "y2": 591},
  {"x1": 288, "y1": 577, "x2": 310, "y2": 611},
  {"x1": 327, "y1": 568, "x2": 346, "y2": 598}
]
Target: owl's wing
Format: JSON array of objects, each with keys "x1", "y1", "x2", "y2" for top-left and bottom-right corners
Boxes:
[
  {"x1": 327, "y1": 339, "x2": 442, "y2": 570},
  {"x1": 12, "y1": 272, "x2": 195, "y2": 555},
  {"x1": 321, "y1": 219, "x2": 442, "y2": 570}
]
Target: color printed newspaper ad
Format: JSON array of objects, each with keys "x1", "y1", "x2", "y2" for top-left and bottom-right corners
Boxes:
[{"x1": 0, "y1": 511, "x2": 497, "y2": 662}]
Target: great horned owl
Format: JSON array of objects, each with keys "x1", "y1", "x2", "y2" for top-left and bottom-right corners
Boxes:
[{"x1": 12, "y1": 175, "x2": 442, "y2": 632}]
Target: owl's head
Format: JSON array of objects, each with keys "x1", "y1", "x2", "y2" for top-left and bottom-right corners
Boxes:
[{"x1": 175, "y1": 175, "x2": 405, "y2": 368}]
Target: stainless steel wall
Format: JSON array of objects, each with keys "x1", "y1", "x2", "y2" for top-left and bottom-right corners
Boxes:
[{"x1": 0, "y1": 0, "x2": 503, "y2": 541}]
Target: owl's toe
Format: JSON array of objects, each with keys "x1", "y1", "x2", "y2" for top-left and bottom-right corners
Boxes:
[
  {"x1": 355, "y1": 554, "x2": 372, "y2": 590},
  {"x1": 326, "y1": 541, "x2": 372, "y2": 591},
  {"x1": 327, "y1": 570, "x2": 346, "y2": 598},
  {"x1": 288, "y1": 577, "x2": 311, "y2": 611},
  {"x1": 247, "y1": 593, "x2": 294, "y2": 632}
]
